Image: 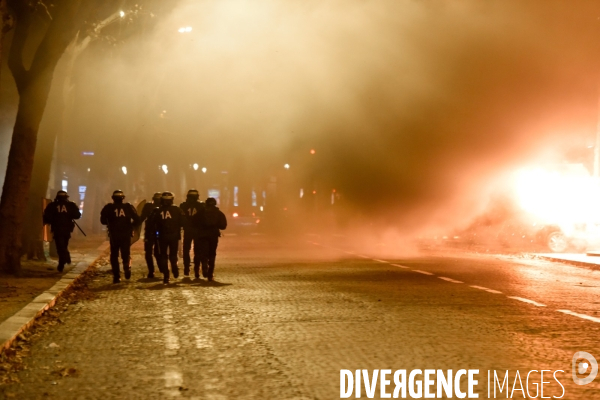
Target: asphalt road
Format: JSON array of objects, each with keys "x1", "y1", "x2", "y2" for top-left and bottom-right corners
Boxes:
[{"x1": 2, "y1": 234, "x2": 600, "y2": 399}]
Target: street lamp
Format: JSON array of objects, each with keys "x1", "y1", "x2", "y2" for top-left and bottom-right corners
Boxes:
[
  {"x1": 284, "y1": 163, "x2": 290, "y2": 169},
  {"x1": 121, "y1": 166, "x2": 127, "y2": 175},
  {"x1": 193, "y1": 163, "x2": 199, "y2": 171},
  {"x1": 119, "y1": 11, "x2": 125, "y2": 18},
  {"x1": 162, "y1": 165, "x2": 168, "y2": 174},
  {"x1": 201, "y1": 167, "x2": 207, "y2": 174},
  {"x1": 178, "y1": 26, "x2": 193, "y2": 33}
]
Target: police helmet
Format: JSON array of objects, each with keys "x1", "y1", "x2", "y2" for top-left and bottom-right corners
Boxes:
[
  {"x1": 152, "y1": 192, "x2": 162, "y2": 202},
  {"x1": 111, "y1": 190, "x2": 125, "y2": 202},
  {"x1": 205, "y1": 197, "x2": 217, "y2": 207},
  {"x1": 161, "y1": 191, "x2": 174, "y2": 206},
  {"x1": 186, "y1": 189, "x2": 199, "y2": 201},
  {"x1": 55, "y1": 190, "x2": 69, "y2": 200}
]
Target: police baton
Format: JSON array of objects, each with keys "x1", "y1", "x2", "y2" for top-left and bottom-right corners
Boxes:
[{"x1": 73, "y1": 220, "x2": 87, "y2": 237}]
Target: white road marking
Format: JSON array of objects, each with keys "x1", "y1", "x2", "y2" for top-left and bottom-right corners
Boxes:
[
  {"x1": 557, "y1": 310, "x2": 600, "y2": 323},
  {"x1": 195, "y1": 334, "x2": 214, "y2": 349},
  {"x1": 439, "y1": 277, "x2": 463, "y2": 284},
  {"x1": 508, "y1": 296, "x2": 546, "y2": 307},
  {"x1": 391, "y1": 264, "x2": 410, "y2": 269},
  {"x1": 372, "y1": 259, "x2": 389, "y2": 263},
  {"x1": 161, "y1": 291, "x2": 184, "y2": 396},
  {"x1": 181, "y1": 290, "x2": 199, "y2": 305},
  {"x1": 470, "y1": 285, "x2": 502, "y2": 294},
  {"x1": 413, "y1": 270, "x2": 434, "y2": 276},
  {"x1": 164, "y1": 370, "x2": 183, "y2": 387}
]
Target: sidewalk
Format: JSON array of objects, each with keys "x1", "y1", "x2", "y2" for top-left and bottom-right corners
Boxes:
[
  {"x1": 536, "y1": 252, "x2": 600, "y2": 268},
  {"x1": 0, "y1": 235, "x2": 108, "y2": 353}
]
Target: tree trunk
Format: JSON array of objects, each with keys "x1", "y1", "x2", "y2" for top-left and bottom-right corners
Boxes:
[
  {"x1": 22, "y1": 65, "x2": 67, "y2": 259},
  {"x1": 0, "y1": 0, "x2": 86, "y2": 274},
  {"x1": 0, "y1": 77, "x2": 51, "y2": 274}
]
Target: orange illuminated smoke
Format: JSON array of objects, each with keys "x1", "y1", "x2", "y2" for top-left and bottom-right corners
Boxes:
[{"x1": 513, "y1": 165, "x2": 600, "y2": 225}]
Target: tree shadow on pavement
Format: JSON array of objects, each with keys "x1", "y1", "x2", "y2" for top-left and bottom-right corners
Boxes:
[
  {"x1": 189, "y1": 280, "x2": 231, "y2": 288},
  {"x1": 90, "y1": 283, "x2": 129, "y2": 292},
  {"x1": 143, "y1": 282, "x2": 183, "y2": 290},
  {"x1": 136, "y1": 277, "x2": 163, "y2": 283}
]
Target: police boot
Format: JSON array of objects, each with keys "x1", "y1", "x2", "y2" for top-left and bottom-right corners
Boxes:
[
  {"x1": 193, "y1": 265, "x2": 200, "y2": 279},
  {"x1": 183, "y1": 265, "x2": 190, "y2": 277},
  {"x1": 163, "y1": 269, "x2": 170, "y2": 284},
  {"x1": 113, "y1": 273, "x2": 121, "y2": 284},
  {"x1": 172, "y1": 264, "x2": 179, "y2": 279},
  {"x1": 124, "y1": 266, "x2": 131, "y2": 280}
]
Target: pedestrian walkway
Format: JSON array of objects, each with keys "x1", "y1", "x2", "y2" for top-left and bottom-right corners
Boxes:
[{"x1": 0, "y1": 237, "x2": 107, "y2": 354}]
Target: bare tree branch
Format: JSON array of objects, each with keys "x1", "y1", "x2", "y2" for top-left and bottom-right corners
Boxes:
[
  {"x1": 36, "y1": 0, "x2": 52, "y2": 21},
  {"x1": 6, "y1": 0, "x2": 31, "y2": 91},
  {"x1": 28, "y1": 0, "x2": 83, "y2": 80}
]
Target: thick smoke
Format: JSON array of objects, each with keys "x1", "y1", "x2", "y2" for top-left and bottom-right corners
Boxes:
[{"x1": 2, "y1": 1, "x2": 600, "y2": 240}]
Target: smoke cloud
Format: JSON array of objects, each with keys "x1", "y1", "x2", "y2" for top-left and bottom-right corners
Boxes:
[{"x1": 2, "y1": 0, "x2": 600, "y2": 237}]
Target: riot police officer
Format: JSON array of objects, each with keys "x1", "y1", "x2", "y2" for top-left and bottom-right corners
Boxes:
[
  {"x1": 100, "y1": 190, "x2": 141, "y2": 283},
  {"x1": 140, "y1": 192, "x2": 162, "y2": 278},
  {"x1": 42, "y1": 190, "x2": 82, "y2": 272},
  {"x1": 197, "y1": 197, "x2": 227, "y2": 281},
  {"x1": 151, "y1": 191, "x2": 185, "y2": 284},
  {"x1": 179, "y1": 189, "x2": 204, "y2": 277}
]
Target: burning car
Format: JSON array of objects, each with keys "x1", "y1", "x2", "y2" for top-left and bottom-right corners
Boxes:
[{"x1": 456, "y1": 163, "x2": 600, "y2": 253}]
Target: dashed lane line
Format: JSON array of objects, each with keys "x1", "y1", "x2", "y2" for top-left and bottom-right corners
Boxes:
[
  {"x1": 508, "y1": 296, "x2": 546, "y2": 307},
  {"x1": 439, "y1": 277, "x2": 463, "y2": 284},
  {"x1": 413, "y1": 270, "x2": 435, "y2": 276},
  {"x1": 306, "y1": 242, "x2": 592, "y2": 316},
  {"x1": 470, "y1": 285, "x2": 503, "y2": 294},
  {"x1": 372, "y1": 259, "x2": 390, "y2": 263},
  {"x1": 557, "y1": 310, "x2": 600, "y2": 323}
]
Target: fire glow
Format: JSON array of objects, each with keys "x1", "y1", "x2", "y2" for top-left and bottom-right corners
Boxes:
[{"x1": 513, "y1": 165, "x2": 600, "y2": 226}]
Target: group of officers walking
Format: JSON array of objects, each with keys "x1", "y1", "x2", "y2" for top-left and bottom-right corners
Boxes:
[{"x1": 43, "y1": 189, "x2": 227, "y2": 285}]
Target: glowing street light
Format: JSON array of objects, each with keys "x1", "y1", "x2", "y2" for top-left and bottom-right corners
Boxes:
[
  {"x1": 161, "y1": 164, "x2": 168, "y2": 174},
  {"x1": 178, "y1": 26, "x2": 193, "y2": 33},
  {"x1": 193, "y1": 163, "x2": 199, "y2": 171},
  {"x1": 284, "y1": 163, "x2": 290, "y2": 169},
  {"x1": 310, "y1": 149, "x2": 316, "y2": 155},
  {"x1": 201, "y1": 167, "x2": 207, "y2": 173},
  {"x1": 119, "y1": 10, "x2": 125, "y2": 18},
  {"x1": 121, "y1": 166, "x2": 127, "y2": 175}
]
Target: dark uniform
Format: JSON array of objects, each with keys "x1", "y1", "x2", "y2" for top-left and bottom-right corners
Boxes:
[
  {"x1": 140, "y1": 192, "x2": 161, "y2": 278},
  {"x1": 179, "y1": 189, "x2": 205, "y2": 277},
  {"x1": 197, "y1": 197, "x2": 227, "y2": 281},
  {"x1": 151, "y1": 191, "x2": 185, "y2": 284},
  {"x1": 42, "y1": 190, "x2": 81, "y2": 272},
  {"x1": 100, "y1": 190, "x2": 141, "y2": 283}
]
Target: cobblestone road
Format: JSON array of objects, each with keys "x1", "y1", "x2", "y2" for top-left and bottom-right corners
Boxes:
[{"x1": 2, "y1": 235, "x2": 600, "y2": 399}]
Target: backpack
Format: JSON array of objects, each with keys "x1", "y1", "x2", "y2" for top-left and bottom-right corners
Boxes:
[{"x1": 202, "y1": 208, "x2": 226, "y2": 230}]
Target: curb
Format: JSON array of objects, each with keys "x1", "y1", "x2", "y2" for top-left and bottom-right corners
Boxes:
[
  {"x1": 0, "y1": 248, "x2": 108, "y2": 354},
  {"x1": 537, "y1": 255, "x2": 600, "y2": 269}
]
